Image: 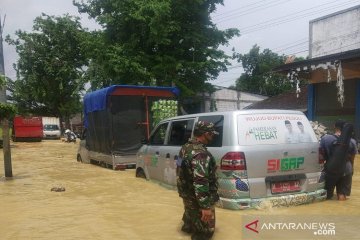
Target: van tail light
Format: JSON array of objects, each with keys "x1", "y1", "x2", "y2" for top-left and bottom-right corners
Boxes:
[
  {"x1": 318, "y1": 147, "x2": 325, "y2": 164},
  {"x1": 220, "y1": 152, "x2": 246, "y2": 170}
]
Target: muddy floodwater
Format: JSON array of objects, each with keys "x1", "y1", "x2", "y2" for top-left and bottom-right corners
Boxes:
[{"x1": 1, "y1": 140, "x2": 360, "y2": 240}]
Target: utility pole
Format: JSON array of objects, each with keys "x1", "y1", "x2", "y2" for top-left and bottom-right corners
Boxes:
[{"x1": 0, "y1": 14, "x2": 13, "y2": 178}]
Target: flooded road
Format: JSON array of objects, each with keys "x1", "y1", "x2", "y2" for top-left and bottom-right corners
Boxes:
[{"x1": 1, "y1": 140, "x2": 360, "y2": 239}]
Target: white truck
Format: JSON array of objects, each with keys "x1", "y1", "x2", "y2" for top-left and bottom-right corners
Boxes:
[{"x1": 42, "y1": 117, "x2": 61, "y2": 139}]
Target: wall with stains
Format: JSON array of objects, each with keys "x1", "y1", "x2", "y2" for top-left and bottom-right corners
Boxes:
[{"x1": 309, "y1": 5, "x2": 360, "y2": 58}]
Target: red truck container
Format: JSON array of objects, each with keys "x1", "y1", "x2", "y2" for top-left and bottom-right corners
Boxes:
[{"x1": 12, "y1": 116, "x2": 43, "y2": 142}]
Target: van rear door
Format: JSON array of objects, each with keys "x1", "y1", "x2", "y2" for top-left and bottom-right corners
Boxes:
[{"x1": 237, "y1": 113, "x2": 320, "y2": 198}]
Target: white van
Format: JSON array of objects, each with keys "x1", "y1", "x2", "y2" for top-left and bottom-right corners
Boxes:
[
  {"x1": 42, "y1": 117, "x2": 61, "y2": 139},
  {"x1": 43, "y1": 124, "x2": 61, "y2": 139},
  {"x1": 136, "y1": 110, "x2": 327, "y2": 210}
]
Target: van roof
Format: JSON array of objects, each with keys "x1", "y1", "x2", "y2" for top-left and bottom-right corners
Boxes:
[{"x1": 163, "y1": 109, "x2": 305, "y2": 122}]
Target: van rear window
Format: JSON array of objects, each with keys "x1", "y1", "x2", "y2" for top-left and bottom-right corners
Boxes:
[{"x1": 237, "y1": 114, "x2": 317, "y2": 145}]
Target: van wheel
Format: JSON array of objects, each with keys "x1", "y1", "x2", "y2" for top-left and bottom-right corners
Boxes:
[
  {"x1": 136, "y1": 168, "x2": 146, "y2": 178},
  {"x1": 77, "y1": 154, "x2": 82, "y2": 162}
]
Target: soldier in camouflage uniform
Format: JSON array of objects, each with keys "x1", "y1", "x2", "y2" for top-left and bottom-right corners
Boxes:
[{"x1": 177, "y1": 121, "x2": 219, "y2": 240}]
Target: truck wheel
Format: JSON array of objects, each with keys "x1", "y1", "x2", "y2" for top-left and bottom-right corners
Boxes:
[
  {"x1": 77, "y1": 154, "x2": 82, "y2": 162},
  {"x1": 136, "y1": 168, "x2": 146, "y2": 178}
]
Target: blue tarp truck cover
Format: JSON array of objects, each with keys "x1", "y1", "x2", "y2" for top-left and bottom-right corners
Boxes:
[{"x1": 83, "y1": 85, "x2": 179, "y2": 155}]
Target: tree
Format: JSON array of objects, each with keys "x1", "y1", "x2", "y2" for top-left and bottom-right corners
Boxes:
[
  {"x1": 5, "y1": 14, "x2": 89, "y2": 123},
  {"x1": 233, "y1": 45, "x2": 305, "y2": 96},
  {"x1": 0, "y1": 75, "x2": 16, "y2": 178},
  {"x1": 74, "y1": 0, "x2": 239, "y2": 96}
]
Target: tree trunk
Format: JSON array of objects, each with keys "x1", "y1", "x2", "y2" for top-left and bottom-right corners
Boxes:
[{"x1": 2, "y1": 119, "x2": 12, "y2": 177}]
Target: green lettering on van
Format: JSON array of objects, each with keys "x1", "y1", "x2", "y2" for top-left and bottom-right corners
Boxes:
[
  {"x1": 288, "y1": 158, "x2": 298, "y2": 169},
  {"x1": 253, "y1": 130, "x2": 278, "y2": 140},
  {"x1": 254, "y1": 131, "x2": 261, "y2": 140},
  {"x1": 296, "y1": 157, "x2": 304, "y2": 168},
  {"x1": 281, "y1": 158, "x2": 289, "y2": 170},
  {"x1": 265, "y1": 131, "x2": 277, "y2": 140},
  {"x1": 280, "y1": 157, "x2": 304, "y2": 171}
]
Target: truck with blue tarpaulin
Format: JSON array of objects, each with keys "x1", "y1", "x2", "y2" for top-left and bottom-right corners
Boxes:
[{"x1": 77, "y1": 85, "x2": 179, "y2": 170}]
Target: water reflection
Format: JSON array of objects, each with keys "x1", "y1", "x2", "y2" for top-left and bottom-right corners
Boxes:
[{"x1": 0, "y1": 141, "x2": 359, "y2": 239}]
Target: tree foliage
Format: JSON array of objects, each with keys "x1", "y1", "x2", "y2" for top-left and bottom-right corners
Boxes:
[
  {"x1": 0, "y1": 74, "x2": 5, "y2": 86},
  {"x1": 233, "y1": 45, "x2": 305, "y2": 96},
  {"x1": 0, "y1": 76, "x2": 16, "y2": 120},
  {"x1": 74, "y1": 0, "x2": 239, "y2": 95},
  {"x1": 0, "y1": 103, "x2": 16, "y2": 121},
  {"x1": 5, "y1": 14, "x2": 89, "y2": 119}
]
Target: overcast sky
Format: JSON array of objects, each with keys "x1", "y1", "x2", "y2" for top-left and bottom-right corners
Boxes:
[{"x1": 1, "y1": 0, "x2": 360, "y2": 87}]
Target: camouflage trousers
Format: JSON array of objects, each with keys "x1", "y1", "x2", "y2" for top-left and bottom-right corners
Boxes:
[{"x1": 181, "y1": 198, "x2": 216, "y2": 240}]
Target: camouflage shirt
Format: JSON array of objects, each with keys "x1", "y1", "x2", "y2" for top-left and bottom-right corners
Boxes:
[{"x1": 177, "y1": 137, "x2": 219, "y2": 209}]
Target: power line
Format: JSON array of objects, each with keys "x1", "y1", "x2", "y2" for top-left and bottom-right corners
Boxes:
[
  {"x1": 213, "y1": 1, "x2": 360, "y2": 85},
  {"x1": 215, "y1": 0, "x2": 291, "y2": 22},
  {"x1": 217, "y1": 0, "x2": 338, "y2": 23},
  {"x1": 274, "y1": 40, "x2": 308, "y2": 53},
  {"x1": 272, "y1": 27, "x2": 360, "y2": 55},
  {"x1": 220, "y1": 29, "x2": 360, "y2": 71},
  {"x1": 239, "y1": 0, "x2": 359, "y2": 34},
  {"x1": 271, "y1": 37, "x2": 308, "y2": 51},
  {"x1": 283, "y1": 48, "x2": 309, "y2": 56},
  {"x1": 215, "y1": 1, "x2": 359, "y2": 58},
  {"x1": 215, "y1": 39, "x2": 360, "y2": 85},
  {"x1": 213, "y1": 0, "x2": 271, "y2": 17},
  {"x1": 242, "y1": 0, "x2": 353, "y2": 34}
]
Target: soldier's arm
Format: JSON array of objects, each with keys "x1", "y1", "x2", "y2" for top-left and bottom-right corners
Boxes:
[
  {"x1": 349, "y1": 139, "x2": 357, "y2": 169},
  {"x1": 192, "y1": 152, "x2": 211, "y2": 209},
  {"x1": 349, "y1": 154, "x2": 355, "y2": 169}
]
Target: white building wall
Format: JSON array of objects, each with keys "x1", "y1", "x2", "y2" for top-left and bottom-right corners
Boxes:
[
  {"x1": 201, "y1": 87, "x2": 267, "y2": 112},
  {"x1": 310, "y1": 5, "x2": 360, "y2": 58},
  {"x1": 213, "y1": 89, "x2": 239, "y2": 111}
]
